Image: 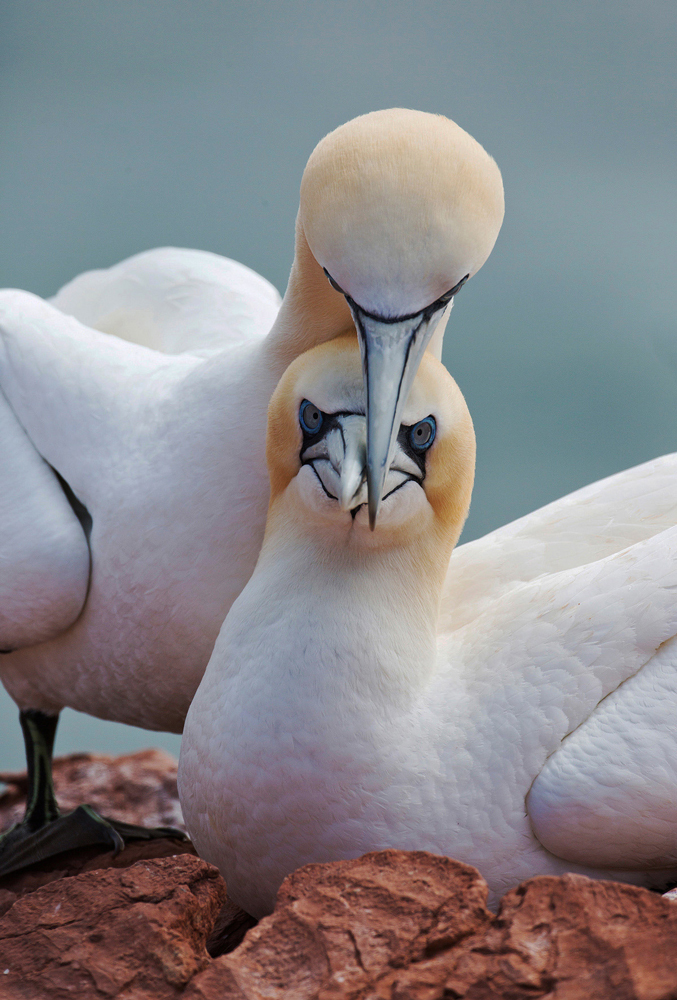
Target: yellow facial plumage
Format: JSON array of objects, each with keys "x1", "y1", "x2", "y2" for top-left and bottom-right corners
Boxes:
[{"x1": 266, "y1": 335, "x2": 475, "y2": 558}]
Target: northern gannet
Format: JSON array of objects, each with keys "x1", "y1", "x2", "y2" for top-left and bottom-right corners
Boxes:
[
  {"x1": 0, "y1": 109, "x2": 503, "y2": 871},
  {"x1": 179, "y1": 337, "x2": 677, "y2": 917}
]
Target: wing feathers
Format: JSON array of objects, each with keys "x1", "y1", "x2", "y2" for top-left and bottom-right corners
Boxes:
[
  {"x1": 528, "y1": 635, "x2": 677, "y2": 869},
  {"x1": 438, "y1": 526, "x2": 677, "y2": 857},
  {"x1": 443, "y1": 453, "x2": 677, "y2": 632},
  {"x1": 51, "y1": 247, "x2": 281, "y2": 356},
  {"x1": 0, "y1": 390, "x2": 89, "y2": 649}
]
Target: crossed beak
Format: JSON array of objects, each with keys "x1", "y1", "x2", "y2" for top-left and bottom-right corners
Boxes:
[
  {"x1": 324, "y1": 270, "x2": 467, "y2": 528},
  {"x1": 304, "y1": 414, "x2": 423, "y2": 518},
  {"x1": 348, "y1": 300, "x2": 447, "y2": 528}
]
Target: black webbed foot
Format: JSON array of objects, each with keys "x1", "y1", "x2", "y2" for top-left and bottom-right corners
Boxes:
[
  {"x1": 0, "y1": 804, "x2": 187, "y2": 878},
  {"x1": 0, "y1": 709, "x2": 187, "y2": 879}
]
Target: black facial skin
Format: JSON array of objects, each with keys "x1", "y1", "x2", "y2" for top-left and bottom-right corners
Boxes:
[
  {"x1": 299, "y1": 407, "x2": 360, "y2": 464},
  {"x1": 397, "y1": 421, "x2": 431, "y2": 478},
  {"x1": 299, "y1": 401, "x2": 436, "y2": 484}
]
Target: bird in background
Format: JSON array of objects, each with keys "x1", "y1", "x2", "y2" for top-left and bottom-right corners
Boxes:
[
  {"x1": 179, "y1": 335, "x2": 677, "y2": 918},
  {"x1": 0, "y1": 109, "x2": 504, "y2": 873}
]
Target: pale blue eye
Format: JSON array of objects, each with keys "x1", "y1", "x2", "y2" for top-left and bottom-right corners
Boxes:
[
  {"x1": 299, "y1": 399, "x2": 323, "y2": 435},
  {"x1": 409, "y1": 416, "x2": 436, "y2": 452}
]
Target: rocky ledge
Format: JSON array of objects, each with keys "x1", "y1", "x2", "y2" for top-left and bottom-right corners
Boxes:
[{"x1": 1, "y1": 751, "x2": 677, "y2": 999}]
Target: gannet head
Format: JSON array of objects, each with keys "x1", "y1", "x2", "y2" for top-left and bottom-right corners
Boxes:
[
  {"x1": 298, "y1": 108, "x2": 502, "y2": 527},
  {"x1": 266, "y1": 335, "x2": 475, "y2": 557}
]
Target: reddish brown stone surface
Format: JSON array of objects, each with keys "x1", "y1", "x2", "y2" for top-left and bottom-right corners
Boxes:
[
  {"x1": 368, "y1": 871, "x2": 677, "y2": 1000},
  {"x1": 0, "y1": 834, "x2": 198, "y2": 918},
  {"x1": 2, "y1": 752, "x2": 677, "y2": 998},
  {"x1": 0, "y1": 854, "x2": 226, "y2": 1000},
  {"x1": 187, "y1": 850, "x2": 491, "y2": 1000},
  {"x1": 2, "y1": 845, "x2": 677, "y2": 999},
  {"x1": 0, "y1": 750, "x2": 251, "y2": 998},
  {"x1": 187, "y1": 854, "x2": 677, "y2": 1000},
  {"x1": 0, "y1": 747, "x2": 186, "y2": 835},
  {"x1": 0, "y1": 749, "x2": 196, "y2": 914}
]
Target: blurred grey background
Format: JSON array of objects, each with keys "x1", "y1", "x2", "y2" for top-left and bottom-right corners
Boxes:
[{"x1": 0, "y1": 1, "x2": 675, "y2": 768}]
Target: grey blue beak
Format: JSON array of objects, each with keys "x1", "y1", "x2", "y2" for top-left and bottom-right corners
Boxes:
[
  {"x1": 325, "y1": 269, "x2": 468, "y2": 528},
  {"x1": 349, "y1": 303, "x2": 443, "y2": 527}
]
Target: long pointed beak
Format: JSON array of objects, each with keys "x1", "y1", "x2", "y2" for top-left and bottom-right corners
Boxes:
[{"x1": 349, "y1": 301, "x2": 449, "y2": 528}]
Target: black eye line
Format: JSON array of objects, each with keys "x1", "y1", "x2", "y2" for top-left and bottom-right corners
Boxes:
[
  {"x1": 306, "y1": 446, "x2": 418, "y2": 517},
  {"x1": 299, "y1": 405, "x2": 436, "y2": 499},
  {"x1": 300, "y1": 405, "x2": 435, "y2": 454},
  {"x1": 309, "y1": 464, "x2": 339, "y2": 502},
  {"x1": 323, "y1": 267, "x2": 469, "y2": 324},
  {"x1": 299, "y1": 407, "x2": 365, "y2": 463}
]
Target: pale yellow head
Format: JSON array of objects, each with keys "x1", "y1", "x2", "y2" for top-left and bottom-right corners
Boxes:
[
  {"x1": 274, "y1": 109, "x2": 500, "y2": 527},
  {"x1": 265, "y1": 335, "x2": 475, "y2": 583},
  {"x1": 299, "y1": 108, "x2": 504, "y2": 317}
]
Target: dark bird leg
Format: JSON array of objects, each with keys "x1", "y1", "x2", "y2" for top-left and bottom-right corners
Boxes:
[{"x1": 0, "y1": 709, "x2": 187, "y2": 879}]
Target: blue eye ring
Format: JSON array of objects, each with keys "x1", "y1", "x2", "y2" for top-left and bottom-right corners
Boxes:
[
  {"x1": 409, "y1": 416, "x2": 436, "y2": 453},
  {"x1": 299, "y1": 399, "x2": 323, "y2": 435}
]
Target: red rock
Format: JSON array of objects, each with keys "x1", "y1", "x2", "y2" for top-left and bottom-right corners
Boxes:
[
  {"x1": 0, "y1": 834, "x2": 198, "y2": 917},
  {"x1": 186, "y1": 851, "x2": 491, "y2": 999},
  {"x1": 0, "y1": 854, "x2": 226, "y2": 1000},
  {"x1": 0, "y1": 748, "x2": 254, "y2": 994},
  {"x1": 206, "y1": 897, "x2": 258, "y2": 959},
  {"x1": 187, "y1": 853, "x2": 677, "y2": 1000},
  {"x1": 4, "y1": 751, "x2": 677, "y2": 998},
  {"x1": 485, "y1": 875, "x2": 677, "y2": 1000},
  {"x1": 0, "y1": 749, "x2": 197, "y2": 913}
]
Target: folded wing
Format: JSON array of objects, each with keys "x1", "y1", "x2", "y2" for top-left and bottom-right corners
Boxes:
[
  {"x1": 528, "y1": 629, "x2": 677, "y2": 870},
  {"x1": 0, "y1": 390, "x2": 89, "y2": 649},
  {"x1": 436, "y1": 524, "x2": 677, "y2": 872},
  {"x1": 51, "y1": 247, "x2": 281, "y2": 356},
  {"x1": 442, "y1": 454, "x2": 677, "y2": 632}
]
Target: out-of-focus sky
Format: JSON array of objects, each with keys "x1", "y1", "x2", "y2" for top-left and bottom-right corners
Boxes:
[{"x1": 0, "y1": 1, "x2": 675, "y2": 768}]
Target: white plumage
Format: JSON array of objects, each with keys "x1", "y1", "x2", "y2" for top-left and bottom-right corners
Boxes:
[
  {"x1": 0, "y1": 248, "x2": 280, "y2": 730},
  {"x1": 0, "y1": 388, "x2": 89, "y2": 650},
  {"x1": 179, "y1": 339, "x2": 677, "y2": 917},
  {"x1": 0, "y1": 109, "x2": 503, "y2": 735}
]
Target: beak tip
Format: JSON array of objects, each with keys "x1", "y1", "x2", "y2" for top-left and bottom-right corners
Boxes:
[
  {"x1": 366, "y1": 461, "x2": 385, "y2": 531},
  {"x1": 367, "y1": 496, "x2": 379, "y2": 531}
]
